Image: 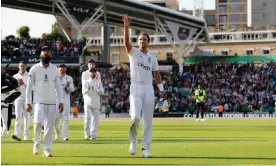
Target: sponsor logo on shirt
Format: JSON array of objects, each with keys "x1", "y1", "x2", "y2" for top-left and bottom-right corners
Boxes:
[{"x1": 138, "y1": 63, "x2": 150, "y2": 71}]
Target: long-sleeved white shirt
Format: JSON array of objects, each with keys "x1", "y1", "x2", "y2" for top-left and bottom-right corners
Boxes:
[
  {"x1": 25, "y1": 62, "x2": 63, "y2": 105},
  {"x1": 58, "y1": 74, "x2": 75, "y2": 105},
  {"x1": 13, "y1": 71, "x2": 28, "y2": 102},
  {"x1": 82, "y1": 77, "x2": 104, "y2": 109},
  {"x1": 81, "y1": 70, "x2": 101, "y2": 85}
]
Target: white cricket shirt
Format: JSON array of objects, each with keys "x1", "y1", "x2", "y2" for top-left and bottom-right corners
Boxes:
[
  {"x1": 82, "y1": 77, "x2": 104, "y2": 109},
  {"x1": 13, "y1": 71, "x2": 28, "y2": 102},
  {"x1": 128, "y1": 47, "x2": 159, "y2": 84},
  {"x1": 25, "y1": 62, "x2": 63, "y2": 105},
  {"x1": 58, "y1": 74, "x2": 75, "y2": 105}
]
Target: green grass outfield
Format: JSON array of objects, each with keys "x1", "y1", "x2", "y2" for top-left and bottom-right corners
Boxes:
[{"x1": 1, "y1": 118, "x2": 276, "y2": 165}]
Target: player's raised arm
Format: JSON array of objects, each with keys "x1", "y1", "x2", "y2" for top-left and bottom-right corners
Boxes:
[{"x1": 123, "y1": 14, "x2": 132, "y2": 53}]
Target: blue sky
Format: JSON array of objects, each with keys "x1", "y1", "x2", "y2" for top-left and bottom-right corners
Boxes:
[{"x1": 1, "y1": 0, "x2": 215, "y2": 39}]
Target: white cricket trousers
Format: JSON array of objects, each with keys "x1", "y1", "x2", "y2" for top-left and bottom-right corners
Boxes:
[
  {"x1": 129, "y1": 83, "x2": 155, "y2": 150},
  {"x1": 55, "y1": 103, "x2": 70, "y2": 139},
  {"x1": 33, "y1": 103, "x2": 56, "y2": 151},
  {"x1": 84, "y1": 107, "x2": 100, "y2": 138},
  {"x1": 14, "y1": 101, "x2": 31, "y2": 138},
  {"x1": 1, "y1": 107, "x2": 8, "y2": 136}
]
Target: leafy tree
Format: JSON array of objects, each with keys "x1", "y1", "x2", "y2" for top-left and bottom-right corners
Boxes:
[
  {"x1": 16, "y1": 26, "x2": 30, "y2": 38},
  {"x1": 44, "y1": 22, "x2": 66, "y2": 41},
  {"x1": 51, "y1": 22, "x2": 58, "y2": 34}
]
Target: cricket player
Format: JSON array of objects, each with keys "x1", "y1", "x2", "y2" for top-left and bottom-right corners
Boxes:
[
  {"x1": 54, "y1": 64, "x2": 75, "y2": 141},
  {"x1": 82, "y1": 59, "x2": 101, "y2": 85},
  {"x1": 82, "y1": 67, "x2": 104, "y2": 140},
  {"x1": 12, "y1": 61, "x2": 31, "y2": 141},
  {"x1": 123, "y1": 14, "x2": 164, "y2": 157},
  {"x1": 26, "y1": 46, "x2": 64, "y2": 157},
  {"x1": 81, "y1": 59, "x2": 101, "y2": 137}
]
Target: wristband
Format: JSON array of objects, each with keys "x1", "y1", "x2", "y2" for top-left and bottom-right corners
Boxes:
[{"x1": 157, "y1": 84, "x2": 164, "y2": 91}]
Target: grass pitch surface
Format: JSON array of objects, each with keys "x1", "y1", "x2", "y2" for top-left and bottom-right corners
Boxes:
[{"x1": 1, "y1": 118, "x2": 276, "y2": 165}]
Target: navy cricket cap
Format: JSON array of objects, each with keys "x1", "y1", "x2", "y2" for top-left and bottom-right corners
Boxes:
[
  {"x1": 88, "y1": 59, "x2": 96, "y2": 63},
  {"x1": 41, "y1": 46, "x2": 50, "y2": 51},
  {"x1": 89, "y1": 67, "x2": 97, "y2": 72}
]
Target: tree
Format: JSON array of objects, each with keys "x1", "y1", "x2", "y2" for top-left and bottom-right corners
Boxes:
[
  {"x1": 45, "y1": 33, "x2": 65, "y2": 41},
  {"x1": 16, "y1": 26, "x2": 30, "y2": 38},
  {"x1": 44, "y1": 22, "x2": 66, "y2": 41},
  {"x1": 51, "y1": 22, "x2": 58, "y2": 34}
]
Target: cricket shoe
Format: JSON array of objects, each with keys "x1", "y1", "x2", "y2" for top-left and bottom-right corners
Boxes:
[
  {"x1": 43, "y1": 149, "x2": 53, "y2": 157},
  {"x1": 129, "y1": 142, "x2": 136, "y2": 155},
  {"x1": 141, "y1": 149, "x2": 151, "y2": 158},
  {"x1": 55, "y1": 134, "x2": 61, "y2": 140},
  {"x1": 23, "y1": 135, "x2": 28, "y2": 141},
  {"x1": 33, "y1": 143, "x2": 40, "y2": 155},
  {"x1": 12, "y1": 134, "x2": 21, "y2": 141}
]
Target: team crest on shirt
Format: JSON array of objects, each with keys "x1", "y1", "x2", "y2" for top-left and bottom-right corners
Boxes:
[{"x1": 44, "y1": 74, "x2": 48, "y2": 83}]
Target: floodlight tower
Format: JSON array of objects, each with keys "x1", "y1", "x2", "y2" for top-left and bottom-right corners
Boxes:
[{"x1": 193, "y1": 0, "x2": 204, "y2": 19}]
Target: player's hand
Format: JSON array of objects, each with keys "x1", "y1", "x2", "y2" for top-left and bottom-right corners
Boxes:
[
  {"x1": 59, "y1": 103, "x2": 64, "y2": 113},
  {"x1": 87, "y1": 84, "x2": 91, "y2": 90},
  {"x1": 123, "y1": 14, "x2": 131, "y2": 27},
  {"x1": 66, "y1": 81, "x2": 70, "y2": 87},
  {"x1": 18, "y1": 79, "x2": 24, "y2": 86},
  {"x1": 26, "y1": 104, "x2": 32, "y2": 113},
  {"x1": 96, "y1": 83, "x2": 100, "y2": 89}
]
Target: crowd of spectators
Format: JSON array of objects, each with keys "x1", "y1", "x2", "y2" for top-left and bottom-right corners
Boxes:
[
  {"x1": 4, "y1": 35, "x2": 274, "y2": 114},
  {"x1": 1, "y1": 36, "x2": 83, "y2": 57},
  {"x1": 182, "y1": 61, "x2": 276, "y2": 113},
  {"x1": 70, "y1": 61, "x2": 276, "y2": 114}
]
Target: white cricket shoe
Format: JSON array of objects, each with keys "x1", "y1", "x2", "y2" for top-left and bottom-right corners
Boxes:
[
  {"x1": 55, "y1": 134, "x2": 61, "y2": 140},
  {"x1": 33, "y1": 143, "x2": 39, "y2": 155},
  {"x1": 43, "y1": 149, "x2": 53, "y2": 157},
  {"x1": 141, "y1": 150, "x2": 151, "y2": 158},
  {"x1": 2, "y1": 130, "x2": 8, "y2": 137},
  {"x1": 201, "y1": 119, "x2": 206, "y2": 121},
  {"x1": 196, "y1": 119, "x2": 200, "y2": 121},
  {"x1": 23, "y1": 135, "x2": 29, "y2": 141},
  {"x1": 84, "y1": 136, "x2": 89, "y2": 140},
  {"x1": 129, "y1": 142, "x2": 136, "y2": 155}
]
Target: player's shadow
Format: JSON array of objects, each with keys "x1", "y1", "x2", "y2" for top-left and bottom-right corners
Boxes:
[
  {"x1": 1, "y1": 138, "x2": 261, "y2": 145},
  {"x1": 52, "y1": 139, "x2": 253, "y2": 145},
  {"x1": 56, "y1": 155, "x2": 276, "y2": 161}
]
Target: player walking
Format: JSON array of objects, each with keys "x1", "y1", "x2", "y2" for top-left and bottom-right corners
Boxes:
[{"x1": 123, "y1": 14, "x2": 164, "y2": 158}]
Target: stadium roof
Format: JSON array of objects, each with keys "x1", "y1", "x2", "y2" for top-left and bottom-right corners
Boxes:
[{"x1": 2, "y1": 0, "x2": 209, "y2": 42}]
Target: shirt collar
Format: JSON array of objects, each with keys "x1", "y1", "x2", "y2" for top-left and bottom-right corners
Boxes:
[
  {"x1": 39, "y1": 62, "x2": 50, "y2": 68},
  {"x1": 89, "y1": 77, "x2": 97, "y2": 81}
]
